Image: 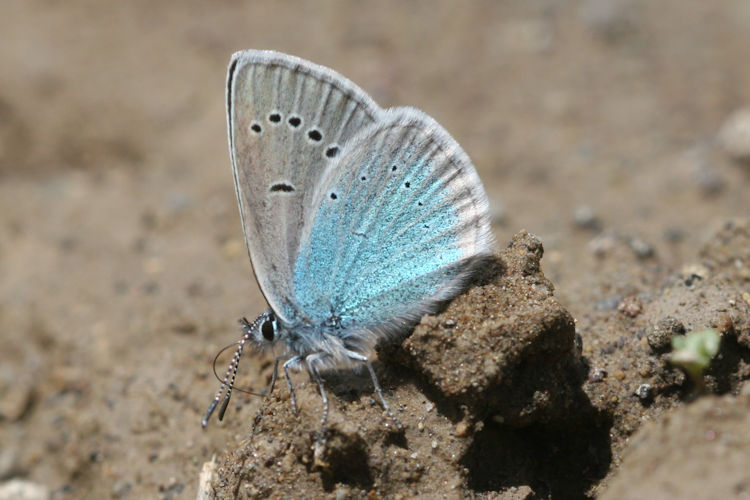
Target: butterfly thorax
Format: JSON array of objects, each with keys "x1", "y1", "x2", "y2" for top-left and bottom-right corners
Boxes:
[{"x1": 247, "y1": 308, "x2": 366, "y2": 367}]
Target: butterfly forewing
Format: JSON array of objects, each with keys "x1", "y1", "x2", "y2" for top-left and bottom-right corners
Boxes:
[
  {"x1": 294, "y1": 108, "x2": 493, "y2": 340},
  {"x1": 227, "y1": 50, "x2": 384, "y2": 323}
]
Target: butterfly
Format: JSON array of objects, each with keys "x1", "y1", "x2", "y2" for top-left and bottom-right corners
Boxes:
[{"x1": 202, "y1": 50, "x2": 493, "y2": 428}]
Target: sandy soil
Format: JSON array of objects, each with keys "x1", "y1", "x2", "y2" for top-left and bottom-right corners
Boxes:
[{"x1": 1, "y1": 1, "x2": 749, "y2": 499}]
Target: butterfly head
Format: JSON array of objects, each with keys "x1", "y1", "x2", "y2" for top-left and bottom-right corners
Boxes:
[{"x1": 242, "y1": 310, "x2": 281, "y2": 350}]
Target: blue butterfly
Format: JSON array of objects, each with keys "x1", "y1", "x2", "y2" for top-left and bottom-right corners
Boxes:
[{"x1": 202, "y1": 50, "x2": 493, "y2": 427}]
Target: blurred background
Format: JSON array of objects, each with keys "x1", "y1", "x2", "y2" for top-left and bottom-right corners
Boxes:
[{"x1": 1, "y1": 1, "x2": 749, "y2": 498}]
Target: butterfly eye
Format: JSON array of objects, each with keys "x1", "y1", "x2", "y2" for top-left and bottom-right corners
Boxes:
[{"x1": 260, "y1": 317, "x2": 276, "y2": 341}]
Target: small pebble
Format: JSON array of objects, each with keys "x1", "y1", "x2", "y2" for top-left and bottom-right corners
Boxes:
[
  {"x1": 617, "y1": 296, "x2": 643, "y2": 318},
  {"x1": 112, "y1": 480, "x2": 132, "y2": 499},
  {"x1": 0, "y1": 447, "x2": 18, "y2": 480},
  {"x1": 683, "y1": 273, "x2": 703, "y2": 287},
  {"x1": 589, "y1": 367, "x2": 608, "y2": 383},
  {"x1": 680, "y1": 263, "x2": 710, "y2": 281},
  {"x1": 0, "y1": 480, "x2": 50, "y2": 500},
  {"x1": 280, "y1": 454, "x2": 295, "y2": 473},
  {"x1": 334, "y1": 485, "x2": 351, "y2": 500},
  {"x1": 718, "y1": 107, "x2": 750, "y2": 163},
  {"x1": 647, "y1": 316, "x2": 685, "y2": 352},
  {"x1": 634, "y1": 383, "x2": 652, "y2": 401},
  {"x1": 454, "y1": 421, "x2": 469, "y2": 437},
  {"x1": 0, "y1": 375, "x2": 34, "y2": 422},
  {"x1": 690, "y1": 156, "x2": 724, "y2": 195},
  {"x1": 628, "y1": 237, "x2": 654, "y2": 259},
  {"x1": 573, "y1": 205, "x2": 601, "y2": 231},
  {"x1": 588, "y1": 232, "x2": 617, "y2": 257}
]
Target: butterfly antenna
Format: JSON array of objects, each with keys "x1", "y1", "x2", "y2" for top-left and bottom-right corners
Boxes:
[{"x1": 202, "y1": 317, "x2": 254, "y2": 428}]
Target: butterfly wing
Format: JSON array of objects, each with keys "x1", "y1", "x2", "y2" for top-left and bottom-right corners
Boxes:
[
  {"x1": 294, "y1": 107, "x2": 494, "y2": 348},
  {"x1": 227, "y1": 50, "x2": 384, "y2": 323}
]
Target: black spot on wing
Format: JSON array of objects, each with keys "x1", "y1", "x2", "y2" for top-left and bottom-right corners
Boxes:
[
  {"x1": 270, "y1": 183, "x2": 295, "y2": 193},
  {"x1": 308, "y1": 129, "x2": 323, "y2": 142}
]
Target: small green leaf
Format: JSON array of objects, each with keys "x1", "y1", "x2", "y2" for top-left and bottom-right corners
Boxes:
[{"x1": 670, "y1": 328, "x2": 720, "y2": 390}]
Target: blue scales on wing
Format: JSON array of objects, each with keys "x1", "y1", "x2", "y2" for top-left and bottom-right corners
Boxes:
[{"x1": 294, "y1": 108, "x2": 494, "y2": 350}]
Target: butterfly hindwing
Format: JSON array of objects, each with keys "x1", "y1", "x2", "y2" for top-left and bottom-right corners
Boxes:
[
  {"x1": 294, "y1": 108, "x2": 493, "y2": 343},
  {"x1": 227, "y1": 50, "x2": 384, "y2": 322}
]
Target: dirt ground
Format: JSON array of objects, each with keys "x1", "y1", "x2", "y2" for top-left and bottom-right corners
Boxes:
[{"x1": 1, "y1": 1, "x2": 750, "y2": 499}]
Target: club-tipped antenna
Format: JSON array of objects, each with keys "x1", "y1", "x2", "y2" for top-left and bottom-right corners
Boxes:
[
  {"x1": 210, "y1": 342, "x2": 264, "y2": 397},
  {"x1": 201, "y1": 317, "x2": 257, "y2": 428}
]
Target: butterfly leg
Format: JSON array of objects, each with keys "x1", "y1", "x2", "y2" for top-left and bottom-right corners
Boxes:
[
  {"x1": 283, "y1": 356, "x2": 302, "y2": 414},
  {"x1": 345, "y1": 350, "x2": 402, "y2": 429},
  {"x1": 266, "y1": 356, "x2": 283, "y2": 396},
  {"x1": 305, "y1": 353, "x2": 329, "y2": 425}
]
